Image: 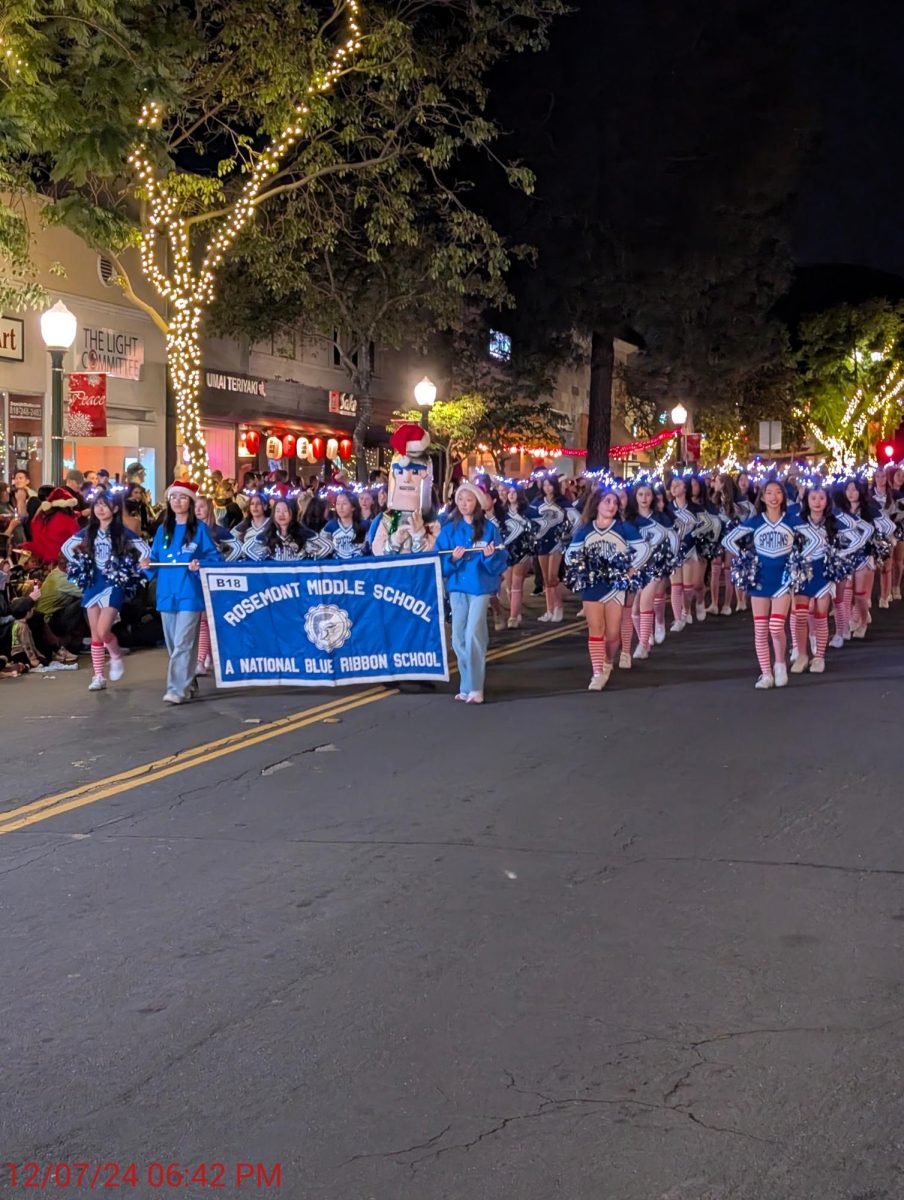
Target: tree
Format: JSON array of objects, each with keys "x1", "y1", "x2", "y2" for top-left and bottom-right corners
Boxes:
[
  {"x1": 796, "y1": 299, "x2": 904, "y2": 467},
  {"x1": 0, "y1": 0, "x2": 564, "y2": 484}
]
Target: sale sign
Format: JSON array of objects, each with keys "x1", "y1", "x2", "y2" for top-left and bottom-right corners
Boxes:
[{"x1": 66, "y1": 373, "x2": 107, "y2": 438}]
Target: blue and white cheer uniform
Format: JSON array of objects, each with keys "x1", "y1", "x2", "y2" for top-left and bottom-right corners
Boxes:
[
  {"x1": 564, "y1": 518, "x2": 652, "y2": 604},
  {"x1": 62, "y1": 528, "x2": 151, "y2": 611},
  {"x1": 721, "y1": 511, "x2": 814, "y2": 598}
]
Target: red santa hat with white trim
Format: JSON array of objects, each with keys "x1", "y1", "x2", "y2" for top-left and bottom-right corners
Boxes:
[
  {"x1": 166, "y1": 479, "x2": 200, "y2": 501},
  {"x1": 389, "y1": 422, "x2": 431, "y2": 459}
]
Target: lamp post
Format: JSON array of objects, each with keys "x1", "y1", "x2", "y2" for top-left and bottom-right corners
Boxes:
[
  {"x1": 671, "y1": 402, "x2": 688, "y2": 466},
  {"x1": 40, "y1": 300, "x2": 77, "y2": 485},
  {"x1": 414, "y1": 375, "x2": 437, "y2": 428}
]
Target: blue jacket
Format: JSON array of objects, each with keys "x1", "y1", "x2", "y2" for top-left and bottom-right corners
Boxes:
[
  {"x1": 145, "y1": 521, "x2": 222, "y2": 612},
  {"x1": 435, "y1": 516, "x2": 507, "y2": 595}
]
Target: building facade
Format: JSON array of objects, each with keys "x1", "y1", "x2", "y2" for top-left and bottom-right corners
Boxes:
[{"x1": 0, "y1": 205, "x2": 167, "y2": 497}]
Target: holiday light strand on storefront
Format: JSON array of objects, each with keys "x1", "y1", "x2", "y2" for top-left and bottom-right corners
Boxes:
[
  {"x1": 125, "y1": 1, "x2": 363, "y2": 488},
  {"x1": 505, "y1": 428, "x2": 679, "y2": 462}
]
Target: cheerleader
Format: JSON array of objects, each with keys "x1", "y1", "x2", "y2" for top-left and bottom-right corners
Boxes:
[
  {"x1": 500, "y1": 483, "x2": 536, "y2": 629},
  {"x1": 890, "y1": 466, "x2": 904, "y2": 599},
  {"x1": 434, "y1": 481, "x2": 507, "y2": 704},
  {"x1": 247, "y1": 497, "x2": 319, "y2": 561},
  {"x1": 140, "y1": 480, "x2": 222, "y2": 705},
  {"x1": 667, "y1": 475, "x2": 701, "y2": 631},
  {"x1": 624, "y1": 483, "x2": 667, "y2": 661},
  {"x1": 870, "y1": 467, "x2": 895, "y2": 608},
  {"x1": 224, "y1": 492, "x2": 271, "y2": 560},
  {"x1": 564, "y1": 487, "x2": 651, "y2": 690},
  {"x1": 709, "y1": 474, "x2": 741, "y2": 615},
  {"x1": 732, "y1": 472, "x2": 756, "y2": 610},
  {"x1": 527, "y1": 475, "x2": 571, "y2": 623},
  {"x1": 721, "y1": 479, "x2": 811, "y2": 689},
  {"x1": 320, "y1": 490, "x2": 370, "y2": 558},
  {"x1": 835, "y1": 477, "x2": 894, "y2": 639},
  {"x1": 62, "y1": 491, "x2": 151, "y2": 692},
  {"x1": 688, "y1": 477, "x2": 723, "y2": 616},
  {"x1": 790, "y1": 484, "x2": 842, "y2": 674},
  {"x1": 193, "y1": 494, "x2": 231, "y2": 676}
]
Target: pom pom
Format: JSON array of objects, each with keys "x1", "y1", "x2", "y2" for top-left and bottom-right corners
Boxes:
[
  {"x1": 648, "y1": 540, "x2": 678, "y2": 580},
  {"x1": 693, "y1": 533, "x2": 722, "y2": 561},
  {"x1": 729, "y1": 536, "x2": 760, "y2": 591},
  {"x1": 870, "y1": 532, "x2": 894, "y2": 562},
  {"x1": 505, "y1": 528, "x2": 537, "y2": 567},
  {"x1": 781, "y1": 534, "x2": 814, "y2": 591},
  {"x1": 564, "y1": 544, "x2": 633, "y2": 594},
  {"x1": 822, "y1": 542, "x2": 852, "y2": 583},
  {"x1": 66, "y1": 550, "x2": 96, "y2": 591},
  {"x1": 103, "y1": 551, "x2": 145, "y2": 599}
]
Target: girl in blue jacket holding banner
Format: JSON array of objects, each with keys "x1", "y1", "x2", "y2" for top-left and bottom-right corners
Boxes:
[
  {"x1": 435, "y1": 481, "x2": 507, "y2": 705},
  {"x1": 140, "y1": 480, "x2": 222, "y2": 705}
]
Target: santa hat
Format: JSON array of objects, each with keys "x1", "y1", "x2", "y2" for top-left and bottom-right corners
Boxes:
[
  {"x1": 40, "y1": 487, "x2": 79, "y2": 513},
  {"x1": 166, "y1": 479, "x2": 200, "y2": 502},
  {"x1": 455, "y1": 480, "x2": 494, "y2": 512},
  {"x1": 389, "y1": 422, "x2": 431, "y2": 457}
]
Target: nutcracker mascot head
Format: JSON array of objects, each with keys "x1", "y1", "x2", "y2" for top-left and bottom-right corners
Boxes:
[{"x1": 370, "y1": 422, "x2": 435, "y2": 555}]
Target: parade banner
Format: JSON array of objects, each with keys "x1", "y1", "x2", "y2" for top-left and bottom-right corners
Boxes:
[
  {"x1": 200, "y1": 555, "x2": 449, "y2": 688},
  {"x1": 65, "y1": 373, "x2": 107, "y2": 437}
]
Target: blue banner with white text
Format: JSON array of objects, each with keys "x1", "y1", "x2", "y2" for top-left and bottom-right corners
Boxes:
[{"x1": 200, "y1": 555, "x2": 449, "y2": 688}]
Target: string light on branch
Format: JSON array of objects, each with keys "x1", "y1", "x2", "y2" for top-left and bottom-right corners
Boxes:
[{"x1": 124, "y1": 0, "x2": 364, "y2": 487}]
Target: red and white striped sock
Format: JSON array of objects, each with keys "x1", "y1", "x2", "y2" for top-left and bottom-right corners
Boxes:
[
  {"x1": 835, "y1": 582, "x2": 851, "y2": 637},
  {"x1": 588, "y1": 636, "x2": 606, "y2": 674},
  {"x1": 90, "y1": 641, "x2": 106, "y2": 677},
  {"x1": 639, "y1": 609, "x2": 654, "y2": 648},
  {"x1": 631, "y1": 607, "x2": 642, "y2": 639},
  {"x1": 653, "y1": 593, "x2": 666, "y2": 628},
  {"x1": 794, "y1": 603, "x2": 810, "y2": 658},
  {"x1": 620, "y1": 604, "x2": 634, "y2": 655},
  {"x1": 813, "y1": 613, "x2": 829, "y2": 658},
  {"x1": 769, "y1": 613, "x2": 787, "y2": 665},
  {"x1": 197, "y1": 614, "x2": 211, "y2": 668},
  {"x1": 670, "y1": 583, "x2": 684, "y2": 622},
  {"x1": 754, "y1": 615, "x2": 772, "y2": 676},
  {"x1": 103, "y1": 634, "x2": 121, "y2": 661},
  {"x1": 710, "y1": 559, "x2": 721, "y2": 607}
]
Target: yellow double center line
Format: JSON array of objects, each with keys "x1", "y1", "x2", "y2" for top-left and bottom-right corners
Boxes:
[{"x1": 0, "y1": 620, "x2": 581, "y2": 837}]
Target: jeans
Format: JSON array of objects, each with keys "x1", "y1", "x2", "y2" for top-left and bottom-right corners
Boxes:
[
  {"x1": 449, "y1": 591, "x2": 491, "y2": 695},
  {"x1": 161, "y1": 610, "x2": 201, "y2": 698}
]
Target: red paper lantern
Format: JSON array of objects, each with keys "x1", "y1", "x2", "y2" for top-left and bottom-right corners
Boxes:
[
  {"x1": 311, "y1": 435, "x2": 326, "y2": 459},
  {"x1": 339, "y1": 436, "x2": 353, "y2": 461},
  {"x1": 282, "y1": 433, "x2": 297, "y2": 457},
  {"x1": 240, "y1": 429, "x2": 260, "y2": 457}
]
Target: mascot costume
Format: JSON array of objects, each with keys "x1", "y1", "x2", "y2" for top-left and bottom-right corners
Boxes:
[{"x1": 370, "y1": 422, "x2": 437, "y2": 555}]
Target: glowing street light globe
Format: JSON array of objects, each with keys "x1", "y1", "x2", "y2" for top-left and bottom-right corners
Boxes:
[
  {"x1": 670, "y1": 402, "x2": 688, "y2": 426},
  {"x1": 414, "y1": 376, "x2": 437, "y2": 408},
  {"x1": 40, "y1": 300, "x2": 77, "y2": 350}
]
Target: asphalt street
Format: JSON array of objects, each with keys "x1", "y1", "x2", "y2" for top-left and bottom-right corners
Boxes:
[{"x1": 2, "y1": 599, "x2": 904, "y2": 1200}]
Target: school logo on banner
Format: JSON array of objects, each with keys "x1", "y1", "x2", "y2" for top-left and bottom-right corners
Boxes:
[
  {"x1": 200, "y1": 555, "x2": 449, "y2": 688},
  {"x1": 305, "y1": 604, "x2": 352, "y2": 653}
]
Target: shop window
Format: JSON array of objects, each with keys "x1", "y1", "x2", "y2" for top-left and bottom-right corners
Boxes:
[{"x1": 201, "y1": 425, "x2": 237, "y2": 479}]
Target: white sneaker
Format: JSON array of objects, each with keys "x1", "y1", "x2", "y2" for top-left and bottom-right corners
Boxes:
[
  {"x1": 706, "y1": 603, "x2": 719, "y2": 615},
  {"x1": 88, "y1": 674, "x2": 106, "y2": 691},
  {"x1": 588, "y1": 665, "x2": 612, "y2": 691},
  {"x1": 537, "y1": 611, "x2": 552, "y2": 623},
  {"x1": 619, "y1": 651, "x2": 632, "y2": 669},
  {"x1": 720, "y1": 605, "x2": 732, "y2": 616},
  {"x1": 790, "y1": 655, "x2": 808, "y2": 674},
  {"x1": 829, "y1": 633, "x2": 844, "y2": 647},
  {"x1": 494, "y1": 613, "x2": 507, "y2": 632},
  {"x1": 162, "y1": 690, "x2": 184, "y2": 705},
  {"x1": 465, "y1": 691, "x2": 484, "y2": 704},
  {"x1": 670, "y1": 619, "x2": 685, "y2": 633},
  {"x1": 684, "y1": 609, "x2": 694, "y2": 624},
  {"x1": 809, "y1": 656, "x2": 826, "y2": 673},
  {"x1": 507, "y1": 615, "x2": 521, "y2": 629},
  {"x1": 633, "y1": 642, "x2": 649, "y2": 659},
  {"x1": 852, "y1": 626, "x2": 867, "y2": 639},
  {"x1": 789, "y1": 647, "x2": 798, "y2": 663},
  {"x1": 894, "y1": 587, "x2": 902, "y2": 600},
  {"x1": 654, "y1": 623, "x2": 666, "y2": 644},
  {"x1": 737, "y1": 598, "x2": 748, "y2": 611},
  {"x1": 754, "y1": 673, "x2": 774, "y2": 689},
  {"x1": 108, "y1": 656, "x2": 125, "y2": 682},
  {"x1": 696, "y1": 602, "x2": 707, "y2": 621},
  {"x1": 810, "y1": 635, "x2": 817, "y2": 656},
  {"x1": 774, "y1": 663, "x2": 789, "y2": 687},
  {"x1": 550, "y1": 608, "x2": 564, "y2": 623},
  {"x1": 879, "y1": 597, "x2": 890, "y2": 609}
]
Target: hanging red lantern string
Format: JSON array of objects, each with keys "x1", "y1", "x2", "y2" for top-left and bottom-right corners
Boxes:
[
  {"x1": 339, "y1": 436, "x2": 353, "y2": 461},
  {"x1": 282, "y1": 433, "x2": 297, "y2": 457},
  {"x1": 311, "y1": 435, "x2": 326, "y2": 459}
]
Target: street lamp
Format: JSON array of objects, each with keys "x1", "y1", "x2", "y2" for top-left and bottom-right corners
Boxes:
[
  {"x1": 40, "y1": 300, "x2": 77, "y2": 485},
  {"x1": 414, "y1": 375, "x2": 437, "y2": 430},
  {"x1": 670, "y1": 402, "x2": 688, "y2": 427}
]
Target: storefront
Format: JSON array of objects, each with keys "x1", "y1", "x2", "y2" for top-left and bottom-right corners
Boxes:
[
  {"x1": 196, "y1": 368, "x2": 390, "y2": 482},
  {"x1": 0, "y1": 301, "x2": 166, "y2": 498}
]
